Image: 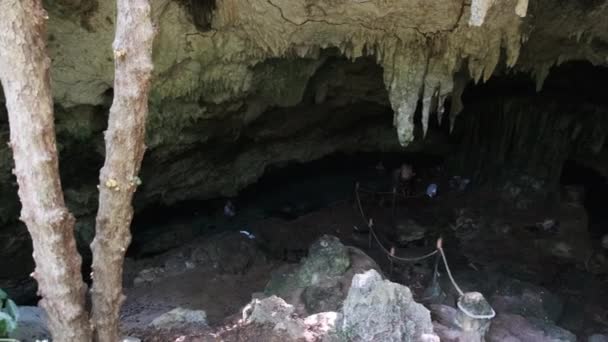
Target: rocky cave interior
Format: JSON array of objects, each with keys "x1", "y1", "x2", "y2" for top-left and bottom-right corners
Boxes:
[{"x1": 1, "y1": 0, "x2": 608, "y2": 341}]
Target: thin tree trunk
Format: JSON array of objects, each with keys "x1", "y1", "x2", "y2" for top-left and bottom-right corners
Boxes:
[
  {"x1": 0, "y1": 1, "x2": 92, "y2": 341},
  {"x1": 90, "y1": 0, "x2": 155, "y2": 340}
]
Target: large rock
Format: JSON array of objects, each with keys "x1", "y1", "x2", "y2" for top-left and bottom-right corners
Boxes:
[
  {"x1": 264, "y1": 235, "x2": 380, "y2": 315},
  {"x1": 340, "y1": 269, "x2": 439, "y2": 342},
  {"x1": 243, "y1": 296, "x2": 340, "y2": 342}
]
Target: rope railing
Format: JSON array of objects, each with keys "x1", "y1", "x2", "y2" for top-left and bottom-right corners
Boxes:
[
  {"x1": 354, "y1": 182, "x2": 464, "y2": 297},
  {"x1": 354, "y1": 181, "x2": 496, "y2": 321}
]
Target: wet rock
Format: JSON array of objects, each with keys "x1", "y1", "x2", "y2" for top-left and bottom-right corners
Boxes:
[
  {"x1": 340, "y1": 269, "x2": 439, "y2": 342},
  {"x1": 394, "y1": 219, "x2": 426, "y2": 246},
  {"x1": 149, "y1": 307, "x2": 208, "y2": 330},
  {"x1": 9, "y1": 306, "x2": 50, "y2": 341},
  {"x1": 264, "y1": 235, "x2": 380, "y2": 315},
  {"x1": 487, "y1": 313, "x2": 576, "y2": 342}
]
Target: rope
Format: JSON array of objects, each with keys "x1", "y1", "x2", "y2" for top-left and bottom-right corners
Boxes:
[
  {"x1": 437, "y1": 237, "x2": 464, "y2": 297},
  {"x1": 355, "y1": 182, "x2": 437, "y2": 263},
  {"x1": 354, "y1": 182, "x2": 369, "y2": 223},
  {"x1": 369, "y1": 221, "x2": 439, "y2": 262},
  {"x1": 354, "y1": 182, "x2": 466, "y2": 297}
]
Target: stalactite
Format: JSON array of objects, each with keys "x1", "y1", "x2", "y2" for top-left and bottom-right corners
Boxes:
[
  {"x1": 381, "y1": 42, "x2": 428, "y2": 145},
  {"x1": 515, "y1": 0, "x2": 529, "y2": 17},
  {"x1": 534, "y1": 63, "x2": 553, "y2": 92},
  {"x1": 469, "y1": 0, "x2": 496, "y2": 27}
]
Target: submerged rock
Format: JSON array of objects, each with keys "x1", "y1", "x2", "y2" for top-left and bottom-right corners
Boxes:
[{"x1": 340, "y1": 269, "x2": 439, "y2": 342}]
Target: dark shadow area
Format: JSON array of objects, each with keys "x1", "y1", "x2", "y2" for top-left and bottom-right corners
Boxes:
[
  {"x1": 129, "y1": 150, "x2": 444, "y2": 257},
  {"x1": 561, "y1": 159, "x2": 608, "y2": 240}
]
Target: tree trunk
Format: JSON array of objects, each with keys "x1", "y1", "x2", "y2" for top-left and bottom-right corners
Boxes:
[
  {"x1": 90, "y1": 0, "x2": 155, "y2": 341},
  {"x1": 0, "y1": 1, "x2": 92, "y2": 341}
]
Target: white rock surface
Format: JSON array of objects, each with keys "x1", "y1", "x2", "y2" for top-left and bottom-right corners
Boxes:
[{"x1": 340, "y1": 269, "x2": 439, "y2": 342}]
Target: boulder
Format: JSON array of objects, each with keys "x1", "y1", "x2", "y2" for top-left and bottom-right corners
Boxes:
[
  {"x1": 264, "y1": 235, "x2": 380, "y2": 315},
  {"x1": 340, "y1": 269, "x2": 439, "y2": 342},
  {"x1": 243, "y1": 296, "x2": 341, "y2": 342}
]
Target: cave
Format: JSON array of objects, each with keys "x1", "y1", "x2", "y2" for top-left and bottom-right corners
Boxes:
[{"x1": 1, "y1": 0, "x2": 608, "y2": 341}]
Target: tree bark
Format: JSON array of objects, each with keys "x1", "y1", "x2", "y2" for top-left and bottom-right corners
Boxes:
[
  {"x1": 90, "y1": 0, "x2": 155, "y2": 341},
  {"x1": 0, "y1": 1, "x2": 92, "y2": 341}
]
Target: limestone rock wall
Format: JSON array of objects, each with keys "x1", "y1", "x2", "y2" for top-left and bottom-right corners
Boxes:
[
  {"x1": 0, "y1": 0, "x2": 608, "y2": 292},
  {"x1": 45, "y1": 0, "x2": 531, "y2": 145}
]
